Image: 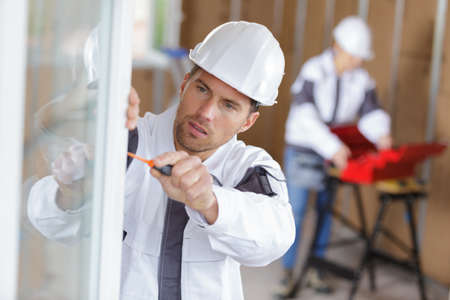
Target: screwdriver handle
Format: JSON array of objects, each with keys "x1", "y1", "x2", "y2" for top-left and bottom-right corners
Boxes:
[{"x1": 153, "y1": 165, "x2": 173, "y2": 176}]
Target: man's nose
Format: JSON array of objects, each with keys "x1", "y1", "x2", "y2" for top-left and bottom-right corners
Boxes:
[{"x1": 197, "y1": 98, "x2": 217, "y2": 121}]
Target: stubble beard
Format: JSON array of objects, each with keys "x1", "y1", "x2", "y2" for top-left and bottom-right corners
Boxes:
[{"x1": 174, "y1": 117, "x2": 218, "y2": 154}]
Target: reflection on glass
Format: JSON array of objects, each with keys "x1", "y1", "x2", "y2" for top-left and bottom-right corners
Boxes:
[{"x1": 19, "y1": 1, "x2": 104, "y2": 299}]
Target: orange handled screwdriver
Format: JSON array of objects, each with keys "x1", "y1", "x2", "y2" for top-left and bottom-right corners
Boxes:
[{"x1": 127, "y1": 152, "x2": 172, "y2": 176}]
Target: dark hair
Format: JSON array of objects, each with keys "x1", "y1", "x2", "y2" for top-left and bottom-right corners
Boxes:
[
  {"x1": 189, "y1": 64, "x2": 201, "y2": 76},
  {"x1": 249, "y1": 99, "x2": 260, "y2": 113},
  {"x1": 189, "y1": 64, "x2": 260, "y2": 114}
]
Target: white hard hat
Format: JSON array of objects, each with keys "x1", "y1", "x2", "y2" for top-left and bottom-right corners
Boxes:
[
  {"x1": 83, "y1": 26, "x2": 100, "y2": 85},
  {"x1": 333, "y1": 16, "x2": 374, "y2": 60},
  {"x1": 189, "y1": 21, "x2": 285, "y2": 106}
]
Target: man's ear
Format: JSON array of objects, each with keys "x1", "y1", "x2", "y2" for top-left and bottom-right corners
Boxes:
[
  {"x1": 180, "y1": 73, "x2": 190, "y2": 95},
  {"x1": 238, "y1": 111, "x2": 260, "y2": 134}
]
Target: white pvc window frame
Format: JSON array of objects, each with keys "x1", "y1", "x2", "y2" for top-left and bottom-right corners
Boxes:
[
  {"x1": 0, "y1": 0, "x2": 135, "y2": 299},
  {"x1": 88, "y1": 0, "x2": 136, "y2": 299},
  {"x1": 0, "y1": 0, "x2": 28, "y2": 299}
]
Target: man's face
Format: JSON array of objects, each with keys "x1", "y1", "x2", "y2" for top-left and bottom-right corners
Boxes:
[
  {"x1": 334, "y1": 44, "x2": 363, "y2": 72},
  {"x1": 173, "y1": 69, "x2": 259, "y2": 160}
]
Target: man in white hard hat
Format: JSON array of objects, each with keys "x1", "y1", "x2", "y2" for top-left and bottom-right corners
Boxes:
[
  {"x1": 28, "y1": 21, "x2": 295, "y2": 300},
  {"x1": 278, "y1": 16, "x2": 392, "y2": 295}
]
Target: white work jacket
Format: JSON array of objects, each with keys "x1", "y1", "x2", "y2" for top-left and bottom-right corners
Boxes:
[
  {"x1": 285, "y1": 49, "x2": 391, "y2": 159},
  {"x1": 28, "y1": 104, "x2": 295, "y2": 300}
]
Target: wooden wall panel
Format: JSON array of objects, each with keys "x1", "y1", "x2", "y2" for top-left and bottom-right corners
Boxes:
[
  {"x1": 421, "y1": 2, "x2": 450, "y2": 284},
  {"x1": 131, "y1": 69, "x2": 154, "y2": 115},
  {"x1": 278, "y1": 0, "x2": 300, "y2": 53},
  {"x1": 131, "y1": 69, "x2": 176, "y2": 117},
  {"x1": 365, "y1": 0, "x2": 396, "y2": 109},
  {"x1": 393, "y1": 57, "x2": 430, "y2": 143},
  {"x1": 333, "y1": 0, "x2": 358, "y2": 27},
  {"x1": 273, "y1": 1, "x2": 301, "y2": 163},
  {"x1": 302, "y1": 0, "x2": 327, "y2": 64},
  {"x1": 400, "y1": 0, "x2": 436, "y2": 59},
  {"x1": 180, "y1": 0, "x2": 230, "y2": 50},
  {"x1": 423, "y1": 111, "x2": 450, "y2": 283},
  {"x1": 241, "y1": 0, "x2": 275, "y2": 31},
  {"x1": 238, "y1": 0, "x2": 278, "y2": 157}
]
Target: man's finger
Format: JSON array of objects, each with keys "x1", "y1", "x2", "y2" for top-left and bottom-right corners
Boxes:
[
  {"x1": 127, "y1": 105, "x2": 139, "y2": 119},
  {"x1": 126, "y1": 119, "x2": 137, "y2": 130},
  {"x1": 178, "y1": 164, "x2": 204, "y2": 190},
  {"x1": 153, "y1": 151, "x2": 189, "y2": 168},
  {"x1": 171, "y1": 156, "x2": 202, "y2": 178},
  {"x1": 129, "y1": 87, "x2": 140, "y2": 105},
  {"x1": 150, "y1": 167, "x2": 163, "y2": 179},
  {"x1": 185, "y1": 173, "x2": 212, "y2": 203}
]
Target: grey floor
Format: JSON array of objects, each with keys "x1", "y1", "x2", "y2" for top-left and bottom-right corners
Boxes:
[{"x1": 241, "y1": 208, "x2": 449, "y2": 300}]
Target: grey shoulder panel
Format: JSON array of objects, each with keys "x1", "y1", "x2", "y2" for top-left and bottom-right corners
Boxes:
[
  {"x1": 235, "y1": 166, "x2": 279, "y2": 196},
  {"x1": 292, "y1": 80, "x2": 315, "y2": 107},
  {"x1": 359, "y1": 88, "x2": 381, "y2": 116}
]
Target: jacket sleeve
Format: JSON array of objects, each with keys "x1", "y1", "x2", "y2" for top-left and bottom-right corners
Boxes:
[
  {"x1": 286, "y1": 102, "x2": 343, "y2": 159},
  {"x1": 185, "y1": 166, "x2": 295, "y2": 267},
  {"x1": 27, "y1": 176, "x2": 88, "y2": 244},
  {"x1": 357, "y1": 88, "x2": 391, "y2": 143},
  {"x1": 27, "y1": 128, "x2": 141, "y2": 244}
]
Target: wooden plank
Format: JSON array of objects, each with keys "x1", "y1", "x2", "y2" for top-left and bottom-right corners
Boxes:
[{"x1": 365, "y1": 0, "x2": 397, "y2": 109}]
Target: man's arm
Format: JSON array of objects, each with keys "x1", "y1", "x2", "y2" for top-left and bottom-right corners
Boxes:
[
  {"x1": 187, "y1": 166, "x2": 295, "y2": 267},
  {"x1": 150, "y1": 151, "x2": 295, "y2": 267},
  {"x1": 27, "y1": 175, "x2": 88, "y2": 243},
  {"x1": 357, "y1": 88, "x2": 392, "y2": 149},
  {"x1": 28, "y1": 88, "x2": 141, "y2": 242},
  {"x1": 286, "y1": 78, "x2": 348, "y2": 166}
]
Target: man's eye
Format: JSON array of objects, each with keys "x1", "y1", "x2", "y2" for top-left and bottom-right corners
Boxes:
[
  {"x1": 224, "y1": 101, "x2": 235, "y2": 110},
  {"x1": 197, "y1": 85, "x2": 207, "y2": 93}
]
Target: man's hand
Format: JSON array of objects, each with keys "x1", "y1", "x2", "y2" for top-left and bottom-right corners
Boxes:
[
  {"x1": 377, "y1": 134, "x2": 392, "y2": 150},
  {"x1": 331, "y1": 145, "x2": 351, "y2": 170},
  {"x1": 150, "y1": 151, "x2": 218, "y2": 224},
  {"x1": 52, "y1": 143, "x2": 93, "y2": 210},
  {"x1": 126, "y1": 87, "x2": 140, "y2": 130}
]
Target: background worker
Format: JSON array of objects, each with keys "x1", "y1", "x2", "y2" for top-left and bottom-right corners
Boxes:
[
  {"x1": 279, "y1": 16, "x2": 392, "y2": 295},
  {"x1": 28, "y1": 21, "x2": 295, "y2": 300}
]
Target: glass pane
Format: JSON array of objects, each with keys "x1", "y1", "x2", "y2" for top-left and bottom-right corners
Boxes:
[{"x1": 19, "y1": 1, "x2": 109, "y2": 299}]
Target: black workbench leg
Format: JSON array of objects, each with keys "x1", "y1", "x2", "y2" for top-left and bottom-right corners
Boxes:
[
  {"x1": 286, "y1": 194, "x2": 329, "y2": 298},
  {"x1": 353, "y1": 185, "x2": 376, "y2": 291},
  {"x1": 353, "y1": 185, "x2": 369, "y2": 237},
  {"x1": 283, "y1": 213, "x2": 323, "y2": 299},
  {"x1": 367, "y1": 258, "x2": 376, "y2": 292},
  {"x1": 405, "y1": 198, "x2": 427, "y2": 300},
  {"x1": 349, "y1": 196, "x2": 390, "y2": 300}
]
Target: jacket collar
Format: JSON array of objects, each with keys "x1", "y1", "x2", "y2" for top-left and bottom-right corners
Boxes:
[
  {"x1": 321, "y1": 48, "x2": 337, "y2": 77},
  {"x1": 154, "y1": 104, "x2": 177, "y2": 155}
]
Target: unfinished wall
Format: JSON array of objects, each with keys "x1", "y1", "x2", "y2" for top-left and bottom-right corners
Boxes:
[
  {"x1": 421, "y1": 1, "x2": 450, "y2": 283},
  {"x1": 334, "y1": 0, "x2": 450, "y2": 285},
  {"x1": 366, "y1": 0, "x2": 450, "y2": 285}
]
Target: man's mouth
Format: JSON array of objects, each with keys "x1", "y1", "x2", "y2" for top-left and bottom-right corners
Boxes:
[{"x1": 188, "y1": 121, "x2": 208, "y2": 136}]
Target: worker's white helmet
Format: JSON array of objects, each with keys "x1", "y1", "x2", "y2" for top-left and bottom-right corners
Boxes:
[
  {"x1": 333, "y1": 16, "x2": 374, "y2": 60},
  {"x1": 189, "y1": 21, "x2": 285, "y2": 106},
  {"x1": 83, "y1": 26, "x2": 100, "y2": 85}
]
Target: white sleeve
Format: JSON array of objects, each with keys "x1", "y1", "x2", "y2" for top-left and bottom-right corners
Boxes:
[
  {"x1": 27, "y1": 176, "x2": 89, "y2": 244},
  {"x1": 357, "y1": 109, "x2": 391, "y2": 143},
  {"x1": 185, "y1": 170, "x2": 295, "y2": 267},
  {"x1": 285, "y1": 103, "x2": 343, "y2": 159}
]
